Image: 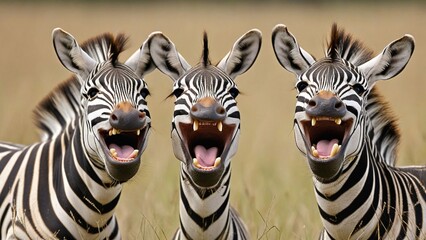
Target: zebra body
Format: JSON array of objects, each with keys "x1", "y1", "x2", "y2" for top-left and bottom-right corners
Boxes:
[
  {"x1": 272, "y1": 24, "x2": 426, "y2": 239},
  {"x1": 0, "y1": 29, "x2": 156, "y2": 239},
  {"x1": 149, "y1": 30, "x2": 261, "y2": 239}
]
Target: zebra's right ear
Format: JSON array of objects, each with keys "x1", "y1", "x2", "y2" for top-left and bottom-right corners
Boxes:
[
  {"x1": 52, "y1": 28, "x2": 97, "y2": 80},
  {"x1": 272, "y1": 24, "x2": 316, "y2": 77},
  {"x1": 148, "y1": 32, "x2": 191, "y2": 81}
]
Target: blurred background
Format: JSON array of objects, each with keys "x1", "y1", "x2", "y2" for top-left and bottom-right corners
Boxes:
[{"x1": 0, "y1": 1, "x2": 425, "y2": 239}]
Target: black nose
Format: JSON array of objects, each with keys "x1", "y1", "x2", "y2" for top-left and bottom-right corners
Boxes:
[
  {"x1": 110, "y1": 102, "x2": 146, "y2": 130},
  {"x1": 190, "y1": 97, "x2": 226, "y2": 121},
  {"x1": 306, "y1": 91, "x2": 346, "y2": 118}
]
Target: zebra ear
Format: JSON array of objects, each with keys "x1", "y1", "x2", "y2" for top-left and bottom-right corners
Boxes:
[
  {"x1": 148, "y1": 32, "x2": 191, "y2": 81},
  {"x1": 52, "y1": 28, "x2": 97, "y2": 79},
  {"x1": 125, "y1": 33, "x2": 156, "y2": 78},
  {"x1": 272, "y1": 24, "x2": 316, "y2": 77},
  {"x1": 217, "y1": 29, "x2": 262, "y2": 79},
  {"x1": 358, "y1": 34, "x2": 415, "y2": 85}
]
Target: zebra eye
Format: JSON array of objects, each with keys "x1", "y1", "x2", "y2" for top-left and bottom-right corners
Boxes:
[
  {"x1": 140, "y1": 88, "x2": 150, "y2": 99},
  {"x1": 86, "y1": 88, "x2": 99, "y2": 100},
  {"x1": 229, "y1": 87, "x2": 240, "y2": 98},
  {"x1": 352, "y1": 83, "x2": 365, "y2": 95},
  {"x1": 173, "y1": 88, "x2": 184, "y2": 98},
  {"x1": 296, "y1": 81, "x2": 309, "y2": 92}
]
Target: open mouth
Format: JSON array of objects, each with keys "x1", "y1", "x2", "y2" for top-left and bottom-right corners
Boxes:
[
  {"x1": 99, "y1": 125, "x2": 149, "y2": 163},
  {"x1": 179, "y1": 120, "x2": 236, "y2": 172},
  {"x1": 302, "y1": 117, "x2": 352, "y2": 160}
]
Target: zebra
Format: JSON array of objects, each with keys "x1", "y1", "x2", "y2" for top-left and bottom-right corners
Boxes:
[
  {"x1": 272, "y1": 23, "x2": 426, "y2": 239},
  {"x1": 0, "y1": 28, "x2": 156, "y2": 239},
  {"x1": 148, "y1": 29, "x2": 261, "y2": 239}
]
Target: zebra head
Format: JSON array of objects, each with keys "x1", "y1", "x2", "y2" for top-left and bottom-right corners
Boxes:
[
  {"x1": 272, "y1": 24, "x2": 414, "y2": 181},
  {"x1": 150, "y1": 30, "x2": 261, "y2": 187},
  {"x1": 52, "y1": 28, "x2": 156, "y2": 182}
]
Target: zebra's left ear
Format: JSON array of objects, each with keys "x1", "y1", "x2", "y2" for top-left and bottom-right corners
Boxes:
[
  {"x1": 359, "y1": 34, "x2": 415, "y2": 85},
  {"x1": 217, "y1": 29, "x2": 262, "y2": 79},
  {"x1": 125, "y1": 33, "x2": 156, "y2": 78},
  {"x1": 52, "y1": 28, "x2": 97, "y2": 80}
]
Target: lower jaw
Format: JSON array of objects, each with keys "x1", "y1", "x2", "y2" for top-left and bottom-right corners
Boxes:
[
  {"x1": 186, "y1": 162, "x2": 225, "y2": 188},
  {"x1": 105, "y1": 157, "x2": 141, "y2": 182},
  {"x1": 306, "y1": 151, "x2": 345, "y2": 182}
]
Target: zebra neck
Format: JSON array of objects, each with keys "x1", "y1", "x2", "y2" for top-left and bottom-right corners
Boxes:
[
  {"x1": 13, "y1": 122, "x2": 122, "y2": 239},
  {"x1": 178, "y1": 163, "x2": 233, "y2": 239},
  {"x1": 314, "y1": 144, "x2": 383, "y2": 239},
  {"x1": 62, "y1": 123, "x2": 122, "y2": 218}
]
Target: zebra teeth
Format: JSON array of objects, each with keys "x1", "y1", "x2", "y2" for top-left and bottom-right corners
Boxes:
[
  {"x1": 193, "y1": 120, "x2": 199, "y2": 131},
  {"x1": 335, "y1": 118, "x2": 342, "y2": 125},
  {"x1": 311, "y1": 118, "x2": 317, "y2": 126},
  {"x1": 214, "y1": 157, "x2": 221, "y2": 167},
  {"x1": 110, "y1": 148, "x2": 118, "y2": 158},
  {"x1": 193, "y1": 158, "x2": 201, "y2": 168},
  {"x1": 217, "y1": 122, "x2": 223, "y2": 132},
  {"x1": 311, "y1": 146, "x2": 319, "y2": 158},
  {"x1": 129, "y1": 150, "x2": 139, "y2": 159},
  {"x1": 109, "y1": 128, "x2": 121, "y2": 136},
  {"x1": 136, "y1": 129, "x2": 140, "y2": 136},
  {"x1": 330, "y1": 143, "x2": 340, "y2": 158}
]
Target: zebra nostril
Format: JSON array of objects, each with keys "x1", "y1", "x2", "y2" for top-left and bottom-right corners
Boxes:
[
  {"x1": 217, "y1": 106, "x2": 225, "y2": 115},
  {"x1": 335, "y1": 100, "x2": 343, "y2": 109},
  {"x1": 308, "y1": 99, "x2": 317, "y2": 107},
  {"x1": 139, "y1": 111, "x2": 146, "y2": 119},
  {"x1": 111, "y1": 114, "x2": 118, "y2": 122},
  {"x1": 191, "y1": 105, "x2": 199, "y2": 113}
]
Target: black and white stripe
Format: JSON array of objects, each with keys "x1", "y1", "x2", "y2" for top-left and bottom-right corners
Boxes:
[
  {"x1": 0, "y1": 28, "x2": 156, "y2": 239},
  {"x1": 149, "y1": 30, "x2": 261, "y2": 239},
  {"x1": 273, "y1": 23, "x2": 426, "y2": 239}
]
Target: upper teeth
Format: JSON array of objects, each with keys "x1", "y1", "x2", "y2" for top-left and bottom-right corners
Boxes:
[
  {"x1": 108, "y1": 128, "x2": 141, "y2": 136},
  {"x1": 109, "y1": 128, "x2": 121, "y2": 136},
  {"x1": 311, "y1": 117, "x2": 342, "y2": 126},
  {"x1": 193, "y1": 120, "x2": 223, "y2": 132}
]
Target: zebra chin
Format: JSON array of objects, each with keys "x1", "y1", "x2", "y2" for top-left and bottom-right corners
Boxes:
[
  {"x1": 98, "y1": 124, "x2": 150, "y2": 182},
  {"x1": 306, "y1": 145, "x2": 347, "y2": 181}
]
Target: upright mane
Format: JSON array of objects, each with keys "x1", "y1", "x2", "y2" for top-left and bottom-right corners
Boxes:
[
  {"x1": 327, "y1": 23, "x2": 374, "y2": 66},
  {"x1": 33, "y1": 32, "x2": 129, "y2": 140},
  {"x1": 81, "y1": 32, "x2": 129, "y2": 65},
  {"x1": 201, "y1": 31, "x2": 211, "y2": 67},
  {"x1": 366, "y1": 87, "x2": 400, "y2": 165},
  {"x1": 33, "y1": 76, "x2": 81, "y2": 141}
]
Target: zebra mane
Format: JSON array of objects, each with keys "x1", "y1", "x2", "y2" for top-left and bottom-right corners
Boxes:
[
  {"x1": 366, "y1": 86, "x2": 400, "y2": 166},
  {"x1": 81, "y1": 32, "x2": 129, "y2": 65},
  {"x1": 201, "y1": 31, "x2": 211, "y2": 67},
  {"x1": 327, "y1": 23, "x2": 374, "y2": 66},
  {"x1": 33, "y1": 76, "x2": 81, "y2": 141}
]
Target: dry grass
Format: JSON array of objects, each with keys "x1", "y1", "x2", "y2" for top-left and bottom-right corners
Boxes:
[{"x1": 0, "y1": 2, "x2": 425, "y2": 239}]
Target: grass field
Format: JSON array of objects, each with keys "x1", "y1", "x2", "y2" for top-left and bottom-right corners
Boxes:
[{"x1": 0, "y1": 2, "x2": 425, "y2": 239}]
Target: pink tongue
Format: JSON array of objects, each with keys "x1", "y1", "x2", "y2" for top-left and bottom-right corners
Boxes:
[
  {"x1": 109, "y1": 144, "x2": 135, "y2": 159},
  {"x1": 194, "y1": 145, "x2": 218, "y2": 167},
  {"x1": 316, "y1": 139, "x2": 339, "y2": 157}
]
